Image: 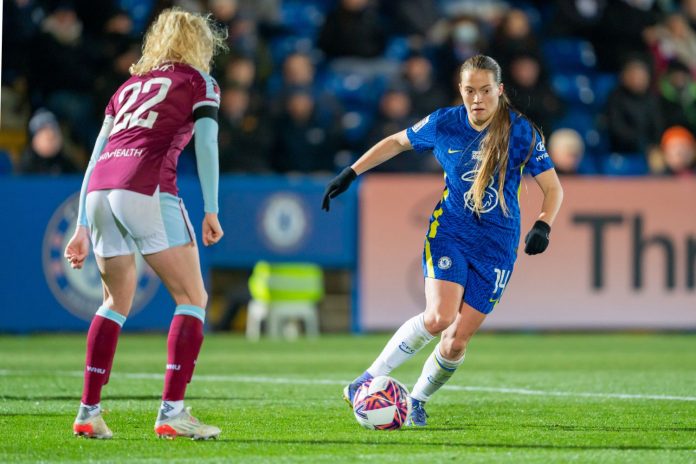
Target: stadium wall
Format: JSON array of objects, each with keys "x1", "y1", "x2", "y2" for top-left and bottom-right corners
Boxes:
[
  {"x1": 2, "y1": 175, "x2": 694, "y2": 332},
  {"x1": 359, "y1": 176, "x2": 696, "y2": 330}
]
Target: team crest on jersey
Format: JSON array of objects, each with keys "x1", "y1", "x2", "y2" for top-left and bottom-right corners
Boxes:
[
  {"x1": 461, "y1": 170, "x2": 499, "y2": 213},
  {"x1": 42, "y1": 193, "x2": 160, "y2": 322},
  {"x1": 437, "y1": 256, "x2": 452, "y2": 270},
  {"x1": 411, "y1": 115, "x2": 430, "y2": 133}
]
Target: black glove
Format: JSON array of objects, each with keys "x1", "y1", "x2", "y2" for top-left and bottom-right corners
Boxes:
[
  {"x1": 524, "y1": 220, "x2": 551, "y2": 255},
  {"x1": 321, "y1": 167, "x2": 357, "y2": 211}
]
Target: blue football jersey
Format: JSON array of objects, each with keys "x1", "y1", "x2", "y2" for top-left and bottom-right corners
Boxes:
[{"x1": 406, "y1": 105, "x2": 554, "y2": 264}]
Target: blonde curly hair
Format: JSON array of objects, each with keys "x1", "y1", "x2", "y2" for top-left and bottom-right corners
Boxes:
[{"x1": 130, "y1": 8, "x2": 227, "y2": 76}]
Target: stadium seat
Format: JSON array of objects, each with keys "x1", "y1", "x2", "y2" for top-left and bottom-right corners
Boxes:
[
  {"x1": 543, "y1": 38, "x2": 597, "y2": 73},
  {"x1": 552, "y1": 107, "x2": 602, "y2": 154},
  {"x1": 279, "y1": 1, "x2": 325, "y2": 36},
  {"x1": 321, "y1": 70, "x2": 387, "y2": 108},
  {"x1": 0, "y1": 150, "x2": 12, "y2": 175},
  {"x1": 341, "y1": 109, "x2": 374, "y2": 143},
  {"x1": 551, "y1": 72, "x2": 595, "y2": 106},
  {"x1": 246, "y1": 261, "x2": 323, "y2": 340},
  {"x1": 270, "y1": 35, "x2": 317, "y2": 66},
  {"x1": 590, "y1": 72, "x2": 618, "y2": 109},
  {"x1": 384, "y1": 36, "x2": 410, "y2": 62},
  {"x1": 601, "y1": 152, "x2": 649, "y2": 176}
]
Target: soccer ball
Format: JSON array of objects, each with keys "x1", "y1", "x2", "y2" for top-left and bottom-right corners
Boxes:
[{"x1": 352, "y1": 376, "x2": 411, "y2": 430}]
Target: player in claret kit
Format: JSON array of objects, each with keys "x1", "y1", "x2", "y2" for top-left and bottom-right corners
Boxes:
[
  {"x1": 323, "y1": 55, "x2": 564, "y2": 426},
  {"x1": 64, "y1": 8, "x2": 227, "y2": 440}
]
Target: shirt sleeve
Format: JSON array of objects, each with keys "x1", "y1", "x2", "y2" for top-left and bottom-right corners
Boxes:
[
  {"x1": 406, "y1": 109, "x2": 441, "y2": 152},
  {"x1": 105, "y1": 95, "x2": 116, "y2": 118},
  {"x1": 523, "y1": 128, "x2": 554, "y2": 177},
  {"x1": 191, "y1": 70, "x2": 221, "y2": 113}
]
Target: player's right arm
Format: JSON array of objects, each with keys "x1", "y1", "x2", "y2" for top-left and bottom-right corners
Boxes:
[
  {"x1": 64, "y1": 115, "x2": 114, "y2": 269},
  {"x1": 321, "y1": 131, "x2": 412, "y2": 211},
  {"x1": 351, "y1": 130, "x2": 413, "y2": 174},
  {"x1": 322, "y1": 109, "x2": 441, "y2": 211}
]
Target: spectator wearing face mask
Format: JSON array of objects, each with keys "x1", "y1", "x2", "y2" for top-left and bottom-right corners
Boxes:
[
  {"x1": 490, "y1": 8, "x2": 541, "y2": 72},
  {"x1": 436, "y1": 16, "x2": 486, "y2": 97}
]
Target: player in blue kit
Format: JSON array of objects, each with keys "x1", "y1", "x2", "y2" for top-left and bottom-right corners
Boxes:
[{"x1": 322, "y1": 55, "x2": 564, "y2": 426}]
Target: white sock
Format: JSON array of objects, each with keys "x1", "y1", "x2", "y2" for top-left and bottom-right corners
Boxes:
[
  {"x1": 367, "y1": 313, "x2": 434, "y2": 377},
  {"x1": 79, "y1": 402, "x2": 101, "y2": 417},
  {"x1": 159, "y1": 400, "x2": 184, "y2": 418},
  {"x1": 410, "y1": 343, "x2": 465, "y2": 402}
]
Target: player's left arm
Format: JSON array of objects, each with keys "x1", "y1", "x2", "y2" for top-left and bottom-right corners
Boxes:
[{"x1": 524, "y1": 168, "x2": 564, "y2": 255}]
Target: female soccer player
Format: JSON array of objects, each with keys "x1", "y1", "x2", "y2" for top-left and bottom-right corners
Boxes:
[
  {"x1": 64, "y1": 9, "x2": 226, "y2": 439},
  {"x1": 323, "y1": 55, "x2": 563, "y2": 426}
]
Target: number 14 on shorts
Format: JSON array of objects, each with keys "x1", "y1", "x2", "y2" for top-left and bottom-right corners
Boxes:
[{"x1": 490, "y1": 268, "x2": 511, "y2": 304}]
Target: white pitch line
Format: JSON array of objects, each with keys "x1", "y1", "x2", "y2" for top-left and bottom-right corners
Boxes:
[{"x1": 1, "y1": 369, "x2": 695, "y2": 402}]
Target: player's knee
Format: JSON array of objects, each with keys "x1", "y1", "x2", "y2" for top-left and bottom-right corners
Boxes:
[
  {"x1": 197, "y1": 289, "x2": 208, "y2": 308},
  {"x1": 423, "y1": 311, "x2": 456, "y2": 334},
  {"x1": 440, "y1": 337, "x2": 467, "y2": 360},
  {"x1": 103, "y1": 296, "x2": 132, "y2": 316},
  {"x1": 185, "y1": 289, "x2": 207, "y2": 308}
]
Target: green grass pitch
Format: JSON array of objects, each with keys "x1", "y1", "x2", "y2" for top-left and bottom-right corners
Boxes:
[{"x1": 1, "y1": 333, "x2": 695, "y2": 463}]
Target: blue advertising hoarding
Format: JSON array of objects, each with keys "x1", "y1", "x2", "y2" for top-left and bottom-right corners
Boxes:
[{"x1": 0, "y1": 175, "x2": 357, "y2": 332}]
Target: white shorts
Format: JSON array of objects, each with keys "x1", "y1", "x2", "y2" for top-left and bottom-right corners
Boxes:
[{"x1": 86, "y1": 188, "x2": 196, "y2": 257}]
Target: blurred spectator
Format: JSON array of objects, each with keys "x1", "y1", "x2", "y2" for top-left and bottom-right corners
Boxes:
[
  {"x1": 3, "y1": 0, "x2": 42, "y2": 86},
  {"x1": 218, "y1": 86, "x2": 272, "y2": 173},
  {"x1": 17, "y1": 109, "x2": 78, "y2": 175},
  {"x1": 400, "y1": 54, "x2": 450, "y2": 115},
  {"x1": 271, "y1": 89, "x2": 343, "y2": 173},
  {"x1": 591, "y1": 0, "x2": 660, "y2": 72},
  {"x1": 548, "y1": 128, "x2": 585, "y2": 175},
  {"x1": 644, "y1": 13, "x2": 696, "y2": 76},
  {"x1": 367, "y1": 87, "x2": 436, "y2": 172},
  {"x1": 657, "y1": 60, "x2": 696, "y2": 134},
  {"x1": 222, "y1": 55, "x2": 266, "y2": 113},
  {"x1": 650, "y1": 125, "x2": 696, "y2": 175},
  {"x1": 436, "y1": 16, "x2": 486, "y2": 95},
  {"x1": 380, "y1": 0, "x2": 447, "y2": 49},
  {"x1": 506, "y1": 52, "x2": 565, "y2": 134},
  {"x1": 271, "y1": 53, "x2": 343, "y2": 121},
  {"x1": 318, "y1": 0, "x2": 386, "y2": 59},
  {"x1": 490, "y1": 9, "x2": 541, "y2": 71},
  {"x1": 682, "y1": 0, "x2": 696, "y2": 30},
  {"x1": 605, "y1": 56, "x2": 663, "y2": 154},
  {"x1": 28, "y1": 3, "x2": 99, "y2": 146},
  {"x1": 550, "y1": 0, "x2": 607, "y2": 39},
  {"x1": 94, "y1": 39, "x2": 141, "y2": 115},
  {"x1": 209, "y1": 0, "x2": 273, "y2": 84},
  {"x1": 224, "y1": 55, "x2": 256, "y2": 88}
]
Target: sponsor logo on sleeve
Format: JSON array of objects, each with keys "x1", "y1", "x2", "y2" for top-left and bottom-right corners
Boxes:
[{"x1": 411, "y1": 115, "x2": 430, "y2": 133}]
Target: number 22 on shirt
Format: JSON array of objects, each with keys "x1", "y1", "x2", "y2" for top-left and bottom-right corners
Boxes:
[{"x1": 110, "y1": 77, "x2": 172, "y2": 136}]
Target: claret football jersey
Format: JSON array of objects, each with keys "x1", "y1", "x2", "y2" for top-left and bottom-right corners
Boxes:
[{"x1": 88, "y1": 63, "x2": 220, "y2": 197}]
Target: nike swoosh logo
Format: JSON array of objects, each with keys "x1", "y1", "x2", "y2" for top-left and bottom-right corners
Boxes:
[
  {"x1": 448, "y1": 148, "x2": 464, "y2": 154},
  {"x1": 489, "y1": 298, "x2": 500, "y2": 304}
]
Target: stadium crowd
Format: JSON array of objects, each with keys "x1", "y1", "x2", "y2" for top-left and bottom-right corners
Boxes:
[{"x1": 3, "y1": 0, "x2": 696, "y2": 177}]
